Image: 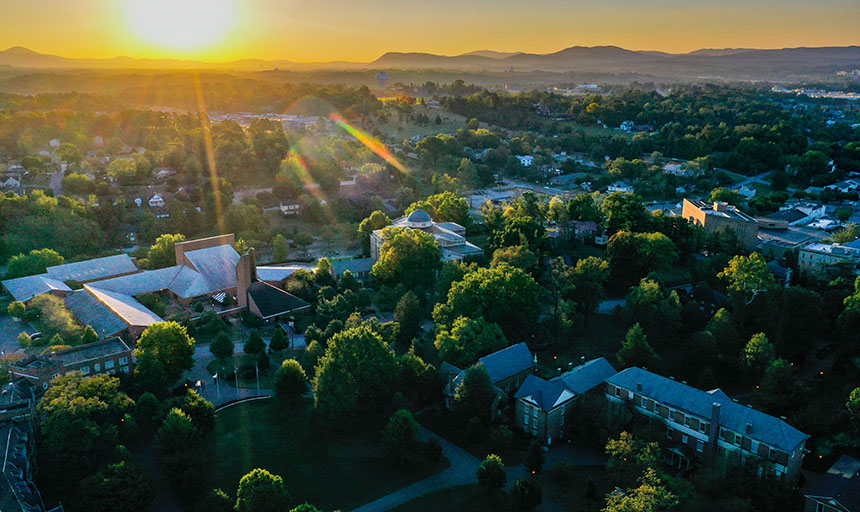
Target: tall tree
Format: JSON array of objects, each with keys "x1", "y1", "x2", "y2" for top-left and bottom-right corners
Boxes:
[
  {"x1": 394, "y1": 291, "x2": 423, "y2": 345},
  {"x1": 76, "y1": 460, "x2": 156, "y2": 512},
  {"x1": 235, "y1": 468, "x2": 291, "y2": 512},
  {"x1": 617, "y1": 324, "x2": 659, "y2": 369},
  {"x1": 372, "y1": 227, "x2": 441, "y2": 289},
  {"x1": 147, "y1": 233, "x2": 187, "y2": 269},
  {"x1": 133, "y1": 322, "x2": 196, "y2": 387}
]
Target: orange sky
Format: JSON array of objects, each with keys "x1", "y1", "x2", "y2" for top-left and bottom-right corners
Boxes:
[{"x1": 1, "y1": 0, "x2": 858, "y2": 62}]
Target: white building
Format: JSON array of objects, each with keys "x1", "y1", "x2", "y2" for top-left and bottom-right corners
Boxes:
[{"x1": 148, "y1": 194, "x2": 165, "y2": 208}]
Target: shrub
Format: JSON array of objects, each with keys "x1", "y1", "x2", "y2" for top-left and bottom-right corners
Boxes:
[{"x1": 476, "y1": 454, "x2": 506, "y2": 490}]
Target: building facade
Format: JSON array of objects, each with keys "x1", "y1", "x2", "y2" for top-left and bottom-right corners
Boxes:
[
  {"x1": 10, "y1": 338, "x2": 133, "y2": 389},
  {"x1": 682, "y1": 199, "x2": 760, "y2": 249},
  {"x1": 605, "y1": 367, "x2": 808, "y2": 483},
  {"x1": 370, "y1": 209, "x2": 483, "y2": 263}
]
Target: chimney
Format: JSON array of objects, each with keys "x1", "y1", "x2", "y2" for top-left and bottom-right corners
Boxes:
[
  {"x1": 636, "y1": 383, "x2": 642, "y2": 392},
  {"x1": 745, "y1": 423, "x2": 753, "y2": 434},
  {"x1": 236, "y1": 253, "x2": 253, "y2": 308},
  {"x1": 705, "y1": 402, "x2": 721, "y2": 463},
  {"x1": 713, "y1": 201, "x2": 727, "y2": 212}
]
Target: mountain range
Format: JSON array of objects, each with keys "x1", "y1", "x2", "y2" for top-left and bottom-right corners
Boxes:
[{"x1": 1, "y1": 45, "x2": 859, "y2": 81}]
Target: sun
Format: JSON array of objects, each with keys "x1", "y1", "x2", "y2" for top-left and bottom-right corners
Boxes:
[{"x1": 125, "y1": 0, "x2": 236, "y2": 53}]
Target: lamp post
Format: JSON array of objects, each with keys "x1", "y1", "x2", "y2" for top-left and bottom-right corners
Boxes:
[
  {"x1": 255, "y1": 361, "x2": 260, "y2": 396},
  {"x1": 213, "y1": 373, "x2": 220, "y2": 401},
  {"x1": 234, "y1": 366, "x2": 239, "y2": 389}
]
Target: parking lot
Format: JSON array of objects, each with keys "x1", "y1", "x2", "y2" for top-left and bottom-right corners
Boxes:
[{"x1": 0, "y1": 315, "x2": 35, "y2": 357}]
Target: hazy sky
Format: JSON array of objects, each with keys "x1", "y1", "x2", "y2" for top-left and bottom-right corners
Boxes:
[{"x1": 1, "y1": 0, "x2": 858, "y2": 62}]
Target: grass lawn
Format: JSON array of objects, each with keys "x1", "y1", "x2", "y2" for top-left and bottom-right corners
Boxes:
[
  {"x1": 417, "y1": 408, "x2": 531, "y2": 466},
  {"x1": 201, "y1": 399, "x2": 450, "y2": 511},
  {"x1": 538, "y1": 465, "x2": 613, "y2": 512},
  {"x1": 388, "y1": 484, "x2": 508, "y2": 512}
]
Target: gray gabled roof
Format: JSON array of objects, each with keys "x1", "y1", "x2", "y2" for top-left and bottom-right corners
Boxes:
[
  {"x1": 607, "y1": 367, "x2": 809, "y2": 453},
  {"x1": 805, "y1": 455, "x2": 860, "y2": 512},
  {"x1": 478, "y1": 342, "x2": 534, "y2": 383},
  {"x1": 552, "y1": 357, "x2": 617, "y2": 394},
  {"x1": 330, "y1": 258, "x2": 375, "y2": 276},
  {"x1": 515, "y1": 374, "x2": 575, "y2": 412},
  {"x1": 45, "y1": 254, "x2": 138, "y2": 283},
  {"x1": 2, "y1": 274, "x2": 71, "y2": 302}
]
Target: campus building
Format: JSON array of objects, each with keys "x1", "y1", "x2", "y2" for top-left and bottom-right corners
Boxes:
[
  {"x1": 9, "y1": 338, "x2": 133, "y2": 390},
  {"x1": 370, "y1": 209, "x2": 483, "y2": 263},
  {"x1": 681, "y1": 199, "x2": 759, "y2": 249},
  {"x1": 605, "y1": 367, "x2": 808, "y2": 483}
]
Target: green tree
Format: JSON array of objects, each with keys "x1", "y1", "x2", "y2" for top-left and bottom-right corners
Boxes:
[
  {"x1": 706, "y1": 308, "x2": 741, "y2": 354},
  {"x1": 63, "y1": 173, "x2": 94, "y2": 195},
  {"x1": 358, "y1": 210, "x2": 391, "y2": 255},
  {"x1": 617, "y1": 324, "x2": 659, "y2": 369},
  {"x1": 81, "y1": 325, "x2": 99, "y2": 344},
  {"x1": 56, "y1": 142, "x2": 80, "y2": 164},
  {"x1": 372, "y1": 226, "x2": 441, "y2": 289},
  {"x1": 606, "y1": 231, "x2": 677, "y2": 285},
  {"x1": 511, "y1": 477, "x2": 542, "y2": 512},
  {"x1": 30, "y1": 294, "x2": 81, "y2": 341},
  {"x1": 159, "y1": 408, "x2": 200, "y2": 455},
  {"x1": 313, "y1": 323, "x2": 398, "y2": 421},
  {"x1": 197, "y1": 488, "x2": 234, "y2": 512},
  {"x1": 605, "y1": 431, "x2": 660, "y2": 484},
  {"x1": 755, "y1": 359, "x2": 802, "y2": 416},
  {"x1": 37, "y1": 373, "x2": 135, "y2": 494},
  {"x1": 274, "y1": 359, "x2": 307, "y2": 401},
  {"x1": 76, "y1": 460, "x2": 156, "y2": 512},
  {"x1": 603, "y1": 468, "x2": 678, "y2": 512},
  {"x1": 5, "y1": 248, "x2": 64, "y2": 279},
  {"x1": 743, "y1": 333, "x2": 775, "y2": 369},
  {"x1": 568, "y1": 193, "x2": 601, "y2": 222},
  {"x1": 491, "y1": 245, "x2": 538, "y2": 274},
  {"x1": 568, "y1": 256, "x2": 610, "y2": 320},
  {"x1": 718, "y1": 253, "x2": 776, "y2": 301},
  {"x1": 147, "y1": 234, "x2": 186, "y2": 269},
  {"x1": 847, "y1": 388, "x2": 860, "y2": 433},
  {"x1": 181, "y1": 389, "x2": 215, "y2": 433},
  {"x1": 525, "y1": 439, "x2": 545, "y2": 474},
  {"x1": 270, "y1": 328, "x2": 289, "y2": 352},
  {"x1": 601, "y1": 192, "x2": 651, "y2": 234},
  {"x1": 434, "y1": 316, "x2": 508, "y2": 367},
  {"x1": 476, "y1": 454, "x2": 506, "y2": 490},
  {"x1": 407, "y1": 191, "x2": 470, "y2": 227},
  {"x1": 272, "y1": 234, "x2": 290, "y2": 262},
  {"x1": 210, "y1": 331, "x2": 234, "y2": 359},
  {"x1": 382, "y1": 409, "x2": 420, "y2": 467},
  {"x1": 7, "y1": 301, "x2": 25, "y2": 318},
  {"x1": 235, "y1": 468, "x2": 291, "y2": 512},
  {"x1": 453, "y1": 364, "x2": 495, "y2": 423},
  {"x1": 134, "y1": 322, "x2": 196, "y2": 387},
  {"x1": 394, "y1": 291, "x2": 423, "y2": 345},
  {"x1": 245, "y1": 329, "x2": 266, "y2": 355},
  {"x1": 435, "y1": 264, "x2": 541, "y2": 340}
]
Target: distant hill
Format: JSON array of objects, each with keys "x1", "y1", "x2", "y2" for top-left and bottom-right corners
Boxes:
[
  {"x1": 2, "y1": 45, "x2": 860, "y2": 83},
  {"x1": 460, "y1": 50, "x2": 522, "y2": 59}
]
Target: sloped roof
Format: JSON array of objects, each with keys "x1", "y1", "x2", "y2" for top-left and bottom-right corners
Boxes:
[
  {"x1": 54, "y1": 338, "x2": 131, "y2": 365},
  {"x1": 182, "y1": 244, "x2": 240, "y2": 293},
  {"x1": 515, "y1": 374, "x2": 575, "y2": 412},
  {"x1": 85, "y1": 286, "x2": 163, "y2": 328},
  {"x1": 330, "y1": 258, "x2": 374, "y2": 276},
  {"x1": 2, "y1": 274, "x2": 71, "y2": 302},
  {"x1": 607, "y1": 367, "x2": 808, "y2": 453},
  {"x1": 65, "y1": 289, "x2": 129, "y2": 339},
  {"x1": 477, "y1": 342, "x2": 534, "y2": 383},
  {"x1": 805, "y1": 455, "x2": 860, "y2": 512},
  {"x1": 407, "y1": 209, "x2": 431, "y2": 223},
  {"x1": 248, "y1": 282, "x2": 310, "y2": 319},
  {"x1": 89, "y1": 266, "x2": 183, "y2": 296},
  {"x1": 552, "y1": 357, "x2": 617, "y2": 394},
  {"x1": 256, "y1": 266, "x2": 302, "y2": 282},
  {"x1": 45, "y1": 254, "x2": 138, "y2": 283}
]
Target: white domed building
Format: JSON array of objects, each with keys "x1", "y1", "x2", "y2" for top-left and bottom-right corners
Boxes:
[{"x1": 370, "y1": 209, "x2": 484, "y2": 263}]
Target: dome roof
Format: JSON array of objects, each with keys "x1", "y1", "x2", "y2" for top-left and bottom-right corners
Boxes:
[{"x1": 407, "y1": 209, "x2": 432, "y2": 224}]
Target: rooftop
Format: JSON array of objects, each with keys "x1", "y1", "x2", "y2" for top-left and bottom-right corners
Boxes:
[
  {"x1": 247, "y1": 281, "x2": 311, "y2": 319},
  {"x1": 476, "y1": 342, "x2": 534, "y2": 384},
  {"x1": 45, "y1": 253, "x2": 138, "y2": 283},
  {"x1": 686, "y1": 199, "x2": 757, "y2": 223},
  {"x1": 53, "y1": 338, "x2": 132, "y2": 365},
  {"x1": 552, "y1": 357, "x2": 617, "y2": 394},
  {"x1": 607, "y1": 367, "x2": 808, "y2": 453},
  {"x1": 1, "y1": 274, "x2": 71, "y2": 303},
  {"x1": 805, "y1": 455, "x2": 860, "y2": 512}
]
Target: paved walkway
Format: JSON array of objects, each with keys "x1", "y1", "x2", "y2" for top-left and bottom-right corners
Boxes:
[
  {"x1": 185, "y1": 341, "x2": 273, "y2": 407},
  {"x1": 351, "y1": 428, "x2": 606, "y2": 512},
  {"x1": 351, "y1": 427, "x2": 481, "y2": 512}
]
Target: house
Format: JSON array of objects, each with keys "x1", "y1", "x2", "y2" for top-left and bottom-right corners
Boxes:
[
  {"x1": 572, "y1": 220, "x2": 600, "y2": 242},
  {"x1": 682, "y1": 199, "x2": 760, "y2": 249},
  {"x1": 442, "y1": 342, "x2": 535, "y2": 409},
  {"x1": 9, "y1": 338, "x2": 133, "y2": 390},
  {"x1": 514, "y1": 357, "x2": 617, "y2": 444},
  {"x1": 620, "y1": 121, "x2": 635, "y2": 132},
  {"x1": 608, "y1": 182, "x2": 634, "y2": 194},
  {"x1": 49, "y1": 139, "x2": 60, "y2": 148},
  {"x1": 825, "y1": 180, "x2": 860, "y2": 194},
  {"x1": 797, "y1": 242, "x2": 860, "y2": 277},
  {"x1": 736, "y1": 185, "x2": 757, "y2": 199},
  {"x1": 606, "y1": 367, "x2": 808, "y2": 482},
  {"x1": 371, "y1": 209, "x2": 483, "y2": 264},
  {"x1": 0, "y1": 176, "x2": 21, "y2": 189},
  {"x1": 280, "y1": 201, "x2": 302, "y2": 216},
  {"x1": 148, "y1": 194, "x2": 165, "y2": 208},
  {"x1": 330, "y1": 258, "x2": 375, "y2": 283},
  {"x1": 154, "y1": 168, "x2": 175, "y2": 180},
  {"x1": 516, "y1": 155, "x2": 535, "y2": 167},
  {"x1": 256, "y1": 266, "x2": 303, "y2": 286},
  {"x1": 804, "y1": 455, "x2": 860, "y2": 512}
]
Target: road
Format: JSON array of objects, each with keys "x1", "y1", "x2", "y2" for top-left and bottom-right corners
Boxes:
[
  {"x1": 50, "y1": 169, "x2": 63, "y2": 197},
  {"x1": 733, "y1": 170, "x2": 775, "y2": 188},
  {"x1": 185, "y1": 339, "x2": 274, "y2": 406}
]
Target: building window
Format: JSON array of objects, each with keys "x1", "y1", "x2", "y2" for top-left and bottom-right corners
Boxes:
[
  {"x1": 94, "y1": 363, "x2": 101, "y2": 372},
  {"x1": 719, "y1": 428, "x2": 728, "y2": 441},
  {"x1": 684, "y1": 416, "x2": 692, "y2": 428},
  {"x1": 697, "y1": 440, "x2": 704, "y2": 452},
  {"x1": 80, "y1": 366, "x2": 90, "y2": 375},
  {"x1": 816, "y1": 502, "x2": 825, "y2": 512},
  {"x1": 524, "y1": 409, "x2": 530, "y2": 426},
  {"x1": 682, "y1": 434, "x2": 689, "y2": 444},
  {"x1": 666, "y1": 428, "x2": 673, "y2": 439},
  {"x1": 105, "y1": 360, "x2": 114, "y2": 369},
  {"x1": 119, "y1": 357, "x2": 128, "y2": 365}
]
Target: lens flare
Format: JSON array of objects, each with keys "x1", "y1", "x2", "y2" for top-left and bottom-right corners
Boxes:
[{"x1": 329, "y1": 113, "x2": 408, "y2": 174}]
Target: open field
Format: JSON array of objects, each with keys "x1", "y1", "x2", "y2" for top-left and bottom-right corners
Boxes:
[{"x1": 200, "y1": 399, "x2": 450, "y2": 511}]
